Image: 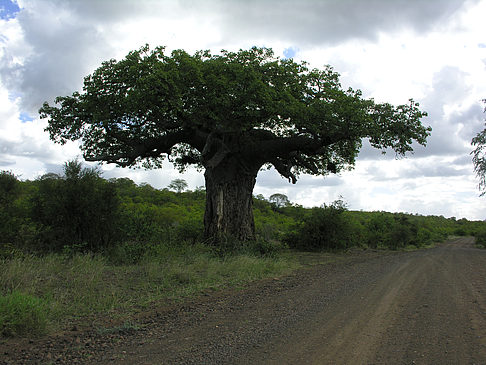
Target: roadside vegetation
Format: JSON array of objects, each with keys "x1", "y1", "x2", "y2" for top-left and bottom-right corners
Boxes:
[{"x1": 1, "y1": 162, "x2": 486, "y2": 338}]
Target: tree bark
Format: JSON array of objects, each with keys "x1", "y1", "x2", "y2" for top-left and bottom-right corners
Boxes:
[{"x1": 204, "y1": 157, "x2": 259, "y2": 242}]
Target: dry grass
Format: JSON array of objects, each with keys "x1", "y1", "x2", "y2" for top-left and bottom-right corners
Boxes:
[{"x1": 0, "y1": 243, "x2": 299, "y2": 336}]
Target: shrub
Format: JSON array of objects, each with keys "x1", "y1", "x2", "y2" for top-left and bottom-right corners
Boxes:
[
  {"x1": 174, "y1": 218, "x2": 204, "y2": 244},
  {"x1": 365, "y1": 213, "x2": 395, "y2": 248},
  {"x1": 475, "y1": 228, "x2": 486, "y2": 247},
  {"x1": 385, "y1": 223, "x2": 415, "y2": 249},
  {"x1": 365, "y1": 213, "x2": 423, "y2": 250},
  {"x1": 454, "y1": 227, "x2": 467, "y2": 236},
  {"x1": 0, "y1": 291, "x2": 49, "y2": 337},
  {"x1": 31, "y1": 160, "x2": 120, "y2": 252},
  {"x1": 284, "y1": 200, "x2": 354, "y2": 251},
  {"x1": 0, "y1": 171, "x2": 21, "y2": 244},
  {"x1": 250, "y1": 238, "x2": 282, "y2": 257}
]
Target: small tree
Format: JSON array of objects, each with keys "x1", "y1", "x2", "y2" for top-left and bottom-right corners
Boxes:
[
  {"x1": 40, "y1": 46, "x2": 430, "y2": 243},
  {"x1": 269, "y1": 193, "x2": 290, "y2": 209},
  {"x1": 168, "y1": 178, "x2": 188, "y2": 193},
  {"x1": 31, "y1": 160, "x2": 119, "y2": 252},
  {"x1": 0, "y1": 171, "x2": 20, "y2": 207},
  {"x1": 0, "y1": 171, "x2": 21, "y2": 244}
]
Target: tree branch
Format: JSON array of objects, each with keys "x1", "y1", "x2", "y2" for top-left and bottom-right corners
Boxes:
[
  {"x1": 201, "y1": 132, "x2": 231, "y2": 168},
  {"x1": 270, "y1": 157, "x2": 297, "y2": 184},
  {"x1": 247, "y1": 129, "x2": 334, "y2": 163},
  {"x1": 84, "y1": 129, "x2": 197, "y2": 166},
  {"x1": 295, "y1": 155, "x2": 319, "y2": 175}
]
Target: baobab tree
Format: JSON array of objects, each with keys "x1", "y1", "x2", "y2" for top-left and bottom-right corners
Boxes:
[{"x1": 40, "y1": 46, "x2": 430, "y2": 243}]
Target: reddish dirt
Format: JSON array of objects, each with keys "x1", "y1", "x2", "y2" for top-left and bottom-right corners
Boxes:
[{"x1": 2, "y1": 237, "x2": 486, "y2": 364}]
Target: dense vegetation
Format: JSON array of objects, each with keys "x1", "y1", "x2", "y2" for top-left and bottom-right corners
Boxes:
[
  {"x1": 1, "y1": 162, "x2": 486, "y2": 337},
  {"x1": 2, "y1": 162, "x2": 484, "y2": 258}
]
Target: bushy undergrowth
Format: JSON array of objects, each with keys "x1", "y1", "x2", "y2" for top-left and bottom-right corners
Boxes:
[
  {"x1": 282, "y1": 201, "x2": 456, "y2": 252},
  {"x1": 2, "y1": 165, "x2": 484, "y2": 256},
  {"x1": 0, "y1": 242, "x2": 297, "y2": 338}
]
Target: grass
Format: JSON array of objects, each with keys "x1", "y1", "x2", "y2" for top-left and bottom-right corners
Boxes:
[
  {"x1": 0, "y1": 242, "x2": 300, "y2": 337},
  {"x1": 1, "y1": 238, "x2": 441, "y2": 338},
  {"x1": 0, "y1": 291, "x2": 48, "y2": 337}
]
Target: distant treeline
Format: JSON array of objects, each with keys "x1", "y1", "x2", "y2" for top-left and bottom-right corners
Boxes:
[{"x1": 1, "y1": 160, "x2": 486, "y2": 259}]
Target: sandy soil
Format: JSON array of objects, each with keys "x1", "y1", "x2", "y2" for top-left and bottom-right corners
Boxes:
[{"x1": 2, "y1": 237, "x2": 486, "y2": 364}]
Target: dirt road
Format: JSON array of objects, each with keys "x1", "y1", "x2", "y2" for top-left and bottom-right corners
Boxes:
[{"x1": 3, "y1": 237, "x2": 486, "y2": 364}]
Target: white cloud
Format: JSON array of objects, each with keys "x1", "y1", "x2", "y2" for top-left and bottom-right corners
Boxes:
[{"x1": 215, "y1": 0, "x2": 476, "y2": 46}]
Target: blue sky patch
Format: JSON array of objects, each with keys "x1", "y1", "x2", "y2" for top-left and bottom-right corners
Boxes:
[
  {"x1": 283, "y1": 47, "x2": 299, "y2": 59},
  {"x1": 19, "y1": 112, "x2": 33, "y2": 123},
  {"x1": 0, "y1": 0, "x2": 20, "y2": 20},
  {"x1": 479, "y1": 43, "x2": 486, "y2": 49}
]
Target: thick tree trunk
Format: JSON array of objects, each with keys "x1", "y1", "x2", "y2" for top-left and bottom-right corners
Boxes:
[{"x1": 204, "y1": 158, "x2": 258, "y2": 242}]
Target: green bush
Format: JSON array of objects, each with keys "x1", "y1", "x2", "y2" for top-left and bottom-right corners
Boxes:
[
  {"x1": 30, "y1": 160, "x2": 120, "y2": 252},
  {"x1": 0, "y1": 291, "x2": 49, "y2": 337},
  {"x1": 475, "y1": 228, "x2": 486, "y2": 247},
  {"x1": 250, "y1": 238, "x2": 282, "y2": 257},
  {"x1": 416, "y1": 226, "x2": 432, "y2": 246},
  {"x1": 454, "y1": 227, "x2": 467, "y2": 236},
  {"x1": 385, "y1": 223, "x2": 415, "y2": 249},
  {"x1": 0, "y1": 171, "x2": 22, "y2": 244},
  {"x1": 364, "y1": 212, "x2": 424, "y2": 250},
  {"x1": 284, "y1": 200, "x2": 355, "y2": 251},
  {"x1": 4, "y1": 160, "x2": 485, "y2": 257},
  {"x1": 174, "y1": 217, "x2": 204, "y2": 244},
  {"x1": 365, "y1": 213, "x2": 395, "y2": 248}
]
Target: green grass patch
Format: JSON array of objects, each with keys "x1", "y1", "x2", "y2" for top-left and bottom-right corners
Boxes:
[{"x1": 0, "y1": 291, "x2": 48, "y2": 337}]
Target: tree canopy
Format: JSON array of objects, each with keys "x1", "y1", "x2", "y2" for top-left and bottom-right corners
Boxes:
[
  {"x1": 40, "y1": 45, "x2": 429, "y2": 181},
  {"x1": 39, "y1": 45, "x2": 431, "y2": 241},
  {"x1": 168, "y1": 178, "x2": 188, "y2": 193},
  {"x1": 471, "y1": 99, "x2": 486, "y2": 195},
  {"x1": 269, "y1": 193, "x2": 291, "y2": 209}
]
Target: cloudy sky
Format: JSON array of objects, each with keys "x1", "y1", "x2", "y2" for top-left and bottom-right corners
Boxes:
[{"x1": 1, "y1": 0, "x2": 486, "y2": 220}]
